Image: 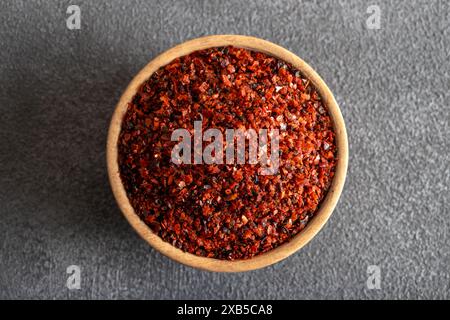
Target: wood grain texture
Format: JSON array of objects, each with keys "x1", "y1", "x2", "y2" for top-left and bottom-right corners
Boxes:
[{"x1": 106, "y1": 35, "x2": 348, "y2": 272}]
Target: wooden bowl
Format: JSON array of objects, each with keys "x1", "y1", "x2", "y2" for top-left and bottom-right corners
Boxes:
[{"x1": 107, "y1": 35, "x2": 348, "y2": 272}]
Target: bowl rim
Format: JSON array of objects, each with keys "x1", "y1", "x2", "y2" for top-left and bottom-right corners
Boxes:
[{"x1": 106, "y1": 34, "x2": 348, "y2": 272}]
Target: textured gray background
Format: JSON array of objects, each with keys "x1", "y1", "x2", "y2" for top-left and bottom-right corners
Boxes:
[{"x1": 0, "y1": 0, "x2": 449, "y2": 299}]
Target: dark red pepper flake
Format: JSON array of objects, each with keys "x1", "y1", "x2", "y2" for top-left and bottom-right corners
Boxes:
[{"x1": 118, "y1": 46, "x2": 337, "y2": 260}]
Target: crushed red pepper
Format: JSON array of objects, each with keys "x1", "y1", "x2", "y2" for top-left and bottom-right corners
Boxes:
[{"x1": 118, "y1": 46, "x2": 337, "y2": 260}]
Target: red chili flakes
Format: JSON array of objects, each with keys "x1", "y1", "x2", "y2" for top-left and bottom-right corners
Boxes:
[{"x1": 118, "y1": 46, "x2": 337, "y2": 260}]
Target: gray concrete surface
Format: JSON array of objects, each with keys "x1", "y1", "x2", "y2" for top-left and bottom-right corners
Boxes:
[{"x1": 0, "y1": 0, "x2": 449, "y2": 299}]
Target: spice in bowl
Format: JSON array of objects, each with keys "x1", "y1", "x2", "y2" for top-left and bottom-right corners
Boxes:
[{"x1": 117, "y1": 46, "x2": 337, "y2": 260}]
